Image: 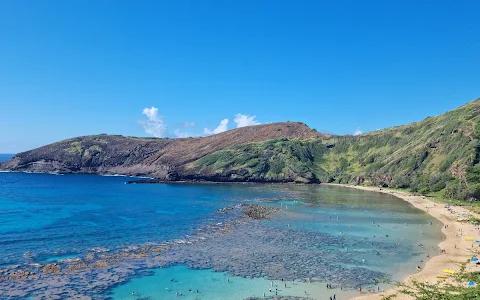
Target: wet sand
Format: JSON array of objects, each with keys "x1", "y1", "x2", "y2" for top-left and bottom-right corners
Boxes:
[{"x1": 328, "y1": 184, "x2": 480, "y2": 300}]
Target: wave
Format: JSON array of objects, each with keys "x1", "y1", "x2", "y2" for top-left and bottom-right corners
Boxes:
[{"x1": 100, "y1": 174, "x2": 154, "y2": 180}]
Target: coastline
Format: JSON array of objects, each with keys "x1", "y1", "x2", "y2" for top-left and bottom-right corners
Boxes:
[
  {"x1": 1, "y1": 170, "x2": 476, "y2": 299},
  {"x1": 327, "y1": 183, "x2": 479, "y2": 300}
]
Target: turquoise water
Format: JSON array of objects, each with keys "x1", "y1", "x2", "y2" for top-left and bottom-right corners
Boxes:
[
  {"x1": 111, "y1": 265, "x2": 359, "y2": 300},
  {"x1": 0, "y1": 171, "x2": 443, "y2": 299},
  {"x1": 0, "y1": 172, "x2": 285, "y2": 266}
]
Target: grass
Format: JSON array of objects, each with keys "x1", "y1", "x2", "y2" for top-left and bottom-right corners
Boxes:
[{"x1": 193, "y1": 98, "x2": 480, "y2": 200}]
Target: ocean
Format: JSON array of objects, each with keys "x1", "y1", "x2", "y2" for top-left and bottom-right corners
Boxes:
[{"x1": 0, "y1": 169, "x2": 443, "y2": 299}]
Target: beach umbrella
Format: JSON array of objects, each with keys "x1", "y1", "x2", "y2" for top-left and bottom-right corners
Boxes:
[
  {"x1": 468, "y1": 281, "x2": 475, "y2": 287},
  {"x1": 472, "y1": 257, "x2": 478, "y2": 262}
]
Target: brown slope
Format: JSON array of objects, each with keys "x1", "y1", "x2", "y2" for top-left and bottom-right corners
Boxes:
[
  {"x1": 144, "y1": 122, "x2": 324, "y2": 166},
  {"x1": 0, "y1": 122, "x2": 323, "y2": 178}
]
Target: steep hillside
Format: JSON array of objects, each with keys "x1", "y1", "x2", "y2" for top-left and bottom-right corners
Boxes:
[
  {"x1": 322, "y1": 99, "x2": 480, "y2": 195},
  {"x1": 190, "y1": 98, "x2": 480, "y2": 199},
  {"x1": 0, "y1": 122, "x2": 323, "y2": 179},
  {"x1": 1, "y1": 99, "x2": 479, "y2": 200}
]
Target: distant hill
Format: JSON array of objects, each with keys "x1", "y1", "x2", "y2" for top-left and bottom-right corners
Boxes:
[
  {"x1": 0, "y1": 122, "x2": 323, "y2": 179},
  {"x1": 1, "y1": 99, "x2": 479, "y2": 201}
]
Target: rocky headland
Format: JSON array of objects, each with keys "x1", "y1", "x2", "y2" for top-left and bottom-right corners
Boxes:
[{"x1": 1, "y1": 98, "x2": 479, "y2": 201}]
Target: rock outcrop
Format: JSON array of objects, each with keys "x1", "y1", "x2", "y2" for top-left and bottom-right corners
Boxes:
[{"x1": 0, "y1": 122, "x2": 325, "y2": 182}]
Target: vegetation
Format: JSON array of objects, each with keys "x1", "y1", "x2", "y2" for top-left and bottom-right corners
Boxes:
[
  {"x1": 387, "y1": 259, "x2": 480, "y2": 299},
  {"x1": 194, "y1": 138, "x2": 328, "y2": 182},
  {"x1": 2, "y1": 98, "x2": 479, "y2": 195},
  {"x1": 193, "y1": 99, "x2": 480, "y2": 200}
]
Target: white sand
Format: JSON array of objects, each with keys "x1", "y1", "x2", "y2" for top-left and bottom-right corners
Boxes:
[{"x1": 324, "y1": 184, "x2": 480, "y2": 300}]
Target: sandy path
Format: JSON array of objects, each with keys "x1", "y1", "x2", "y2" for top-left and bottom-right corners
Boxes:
[{"x1": 325, "y1": 184, "x2": 480, "y2": 300}]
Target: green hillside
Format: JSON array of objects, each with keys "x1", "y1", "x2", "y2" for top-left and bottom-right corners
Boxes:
[{"x1": 190, "y1": 99, "x2": 480, "y2": 200}]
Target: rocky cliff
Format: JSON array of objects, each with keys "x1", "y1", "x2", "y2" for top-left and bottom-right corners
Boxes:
[
  {"x1": 0, "y1": 122, "x2": 324, "y2": 181},
  {"x1": 2, "y1": 99, "x2": 480, "y2": 200}
]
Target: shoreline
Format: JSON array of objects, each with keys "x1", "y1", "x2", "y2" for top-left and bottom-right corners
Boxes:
[
  {"x1": 1, "y1": 171, "x2": 476, "y2": 299},
  {"x1": 327, "y1": 183, "x2": 479, "y2": 300}
]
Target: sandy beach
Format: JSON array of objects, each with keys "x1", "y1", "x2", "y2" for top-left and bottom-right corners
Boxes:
[{"x1": 327, "y1": 184, "x2": 480, "y2": 300}]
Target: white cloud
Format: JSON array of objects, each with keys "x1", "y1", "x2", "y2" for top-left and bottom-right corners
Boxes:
[
  {"x1": 234, "y1": 113, "x2": 261, "y2": 128},
  {"x1": 140, "y1": 106, "x2": 167, "y2": 137},
  {"x1": 354, "y1": 127, "x2": 363, "y2": 136},
  {"x1": 204, "y1": 119, "x2": 229, "y2": 135},
  {"x1": 139, "y1": 109, "x2": 261, "y2": 138},
  {"x1": 173, "y1": 129, "x2": 198, "y2": 138}
]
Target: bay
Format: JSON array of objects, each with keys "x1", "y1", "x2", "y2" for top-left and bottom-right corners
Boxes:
[{"x1": 0, "y1": 172, "x2": 443, "y2": 299}]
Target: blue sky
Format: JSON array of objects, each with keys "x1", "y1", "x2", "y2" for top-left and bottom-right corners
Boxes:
[{"x1": 0, "y1": 0, "x2": 479, "y2": 153}]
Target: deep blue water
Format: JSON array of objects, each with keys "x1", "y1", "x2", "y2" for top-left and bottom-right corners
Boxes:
[
  {"x1": 0, "y1": 154, "x2": 14, "y2": 162},
  {"x1": 0, "y1": 173, "x2": 292, "y2": 266},
  {"x1": 0, "y1": 171, "x2": 443, "y2": 299}
]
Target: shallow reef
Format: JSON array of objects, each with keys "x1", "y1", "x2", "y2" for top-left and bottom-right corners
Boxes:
[{"x1": 0, "y1": 204, "x2": 399, "y2": 299}]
